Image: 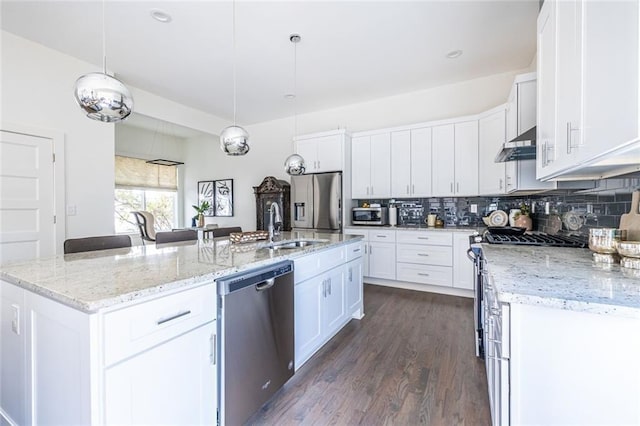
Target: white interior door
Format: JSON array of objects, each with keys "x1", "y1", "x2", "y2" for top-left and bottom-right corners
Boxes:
[{"x1": 0, "y1": 131, "x2": 55, "y2": 263}]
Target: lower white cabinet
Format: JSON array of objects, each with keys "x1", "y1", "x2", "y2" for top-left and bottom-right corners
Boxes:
[
  {"x1": 104, "y1": 321, "x2": 216, "y2": 425},
  {"x1": 368, "y1": 242, "x2": 397, "y2": 280},
  {"x1": 0, "y1": 280, "x2": 217, "y2": 426},
  {"x1": 294, "y1": 242, "x2": 363, "y2": 368},
  {"x1": 453, "y1": 232, "x2": 474, "y2": 290}
]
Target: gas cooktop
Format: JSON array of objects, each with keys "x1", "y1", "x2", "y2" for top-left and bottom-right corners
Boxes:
[{"x1": 483, "y1": 232, "x2": 588, "y2": 248}]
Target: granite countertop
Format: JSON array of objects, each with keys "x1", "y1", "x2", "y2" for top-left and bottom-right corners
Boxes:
[
  {"x1": 0, "y1": 232, "x2": 362, "y2": 313},
  {"x1": 482, "y1": 244, "x2": 640, "y2": 318}
]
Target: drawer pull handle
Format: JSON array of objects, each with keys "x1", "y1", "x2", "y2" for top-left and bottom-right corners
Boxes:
[
  {"x1": 418, "y1": 273, "x2": 430, "y2": 277},
  {"x1": 353, "y1": 248, "x2": 361, "y2": 252},
  {"x1": 157, "y1": 310, "x2": 192, "y2": 325},
  {"x1": 417, "y1": 253, "x2": 429, "y2": 257},
  {"x1": 417, "y1": 237, "x2": 429, "y2": 240},
  {"x1": 376, "y1": 235, "x2": 387, "y2": 238}
]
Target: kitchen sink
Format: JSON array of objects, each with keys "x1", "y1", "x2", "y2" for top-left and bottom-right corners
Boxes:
[{"x1": 261, "y1": 239, "x2": 326, "y2": 250}]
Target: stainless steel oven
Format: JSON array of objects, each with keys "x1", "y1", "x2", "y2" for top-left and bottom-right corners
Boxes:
[{"x1": 467, "y1": 236, "x2": 485, "y2": 359}]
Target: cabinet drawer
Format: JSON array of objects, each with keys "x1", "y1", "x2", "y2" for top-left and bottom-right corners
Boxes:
[
  {"x1": 343, "y1": 228, "x2": 368, "y2": 240},
  {"x1": 396, "y1": 230, "x2": 452, "y2": 246},
  {"x1": 345, "y1": 241, "x2": 364, "y2": 262},
  {"x1": 397, "y1": 244, "x2": 452, "y2": 266},
  {"x1": 102, "y1": 284, "x2": 216, "y2": 366},
  {"x1": 397, "y1": 263, "x2": 452, "y2": 287},
  {"x1": 368, "y1": 229, "x2": 396, "y2": 243},
  {"x1": 294, "y1": 246, "x2": 346, "y2": 283}
]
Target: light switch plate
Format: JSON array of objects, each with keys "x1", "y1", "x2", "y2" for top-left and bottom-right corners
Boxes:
[{"x1": 470, "y1": 204, "x2": 478, "y2": 214}]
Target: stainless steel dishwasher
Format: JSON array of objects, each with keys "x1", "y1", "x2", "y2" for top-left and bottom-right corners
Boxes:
[{"x1": 217, "y1": 260, "x2": 294, "y2": 426}]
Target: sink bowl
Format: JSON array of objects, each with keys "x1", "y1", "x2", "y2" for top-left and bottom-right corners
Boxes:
[{"x1": 261, "y1": 240, "x2": 324, "y2": 250}]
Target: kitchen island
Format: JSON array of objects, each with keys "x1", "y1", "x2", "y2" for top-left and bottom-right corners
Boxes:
[
  {"x1": 0, "y1": 232, "x2": 363, "y2": 426},
  {"x1": 481, "y1": 244, "x2": 640, "y2": 426}
]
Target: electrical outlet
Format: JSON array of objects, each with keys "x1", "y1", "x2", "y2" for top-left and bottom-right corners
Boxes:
[
  {"x1": 470, "y1": 204, "x2": 478, "y2": 214},
  {"x1": 11, "y1": 304, "x2": 20, "y2": 335}
]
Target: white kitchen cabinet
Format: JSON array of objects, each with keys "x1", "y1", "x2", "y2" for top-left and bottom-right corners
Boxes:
[
  {"x1": 538, "y1": 0, "x2": 640, "y2": 180},
  {"x1": 104, "y1": 321, "x2": 216, "y2": 425},
  {"x1": 346, "y1": 257, "x2": 363, "y2": 316},
  {"x1": 432, "y1": 121, "x2": 479, "y2": 197},
  {"x1": 391, "y1": 128, "x2": 432, "y2": 198},
  {"x1": 368, "y1": 229, "x2": 397, "y2": 280},
  {"x1": 295, "y1": 132, "x2": 343, "y2": 173},
  {"x1": 294, "y1": 243, "x2": 358, "y2": 368},
  {"x1": 0, "y1": 279, "x2": 217, "y2": 426},
  {"x1": 351, "y1": 133, "x2": 391, "y2": 198},
  {"x1": 396, "y1": 230, "x2": 453, "y2": 288},
  {"x1": 452, "y1": 232, "x2": 474, "y2": 290},
  {"x1": 505, "y1": 75, "x2": 556, "y2": 192},
  {"x1": 479, "y1": 107, "x2": 507, "y2": 195}
]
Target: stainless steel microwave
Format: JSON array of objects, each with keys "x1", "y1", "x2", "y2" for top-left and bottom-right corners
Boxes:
[{"x1": 352, "y1": 207, "x2": 388, "y2": 226}]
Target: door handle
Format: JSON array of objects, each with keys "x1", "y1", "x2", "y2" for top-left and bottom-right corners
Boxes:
[
  {"x1": 255, "y1": 278, "x2": 275, "y2": 291},
  {"x1": 328, "y1": 278, "x2": 332, "y2": 296},
  {"x1": 406, "y1": 184, "x2": 409, "y2": 194},
  {"x1": 210, "y1": 333, "x2": 216, "y2": 365}
]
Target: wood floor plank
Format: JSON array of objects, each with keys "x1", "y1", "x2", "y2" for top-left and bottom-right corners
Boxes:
[{"x1": 248, "y1": 284, "x2": 490, "y2": 425}]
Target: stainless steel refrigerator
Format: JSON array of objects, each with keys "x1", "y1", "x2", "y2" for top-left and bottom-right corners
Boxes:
[{"x1": 291, "y1": 172, "x2": 342, "y2": 232}]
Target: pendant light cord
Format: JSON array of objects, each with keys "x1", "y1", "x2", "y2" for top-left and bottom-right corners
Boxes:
[
  {"x1": 102, "y1": 0, "x2": 107, "y2": 73},
  {"x1": 232, "y1": 0, "x2": 237, "y2": 126},
  {"x1": 293, "y1": 37, "x2": 298, "y2": 145}
]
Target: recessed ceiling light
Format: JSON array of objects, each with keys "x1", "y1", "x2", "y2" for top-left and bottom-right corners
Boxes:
[
  {"x1": 284, "y1": 94, "x2": 296, "y2": 99},
  {"x1": 150, "y1": 9, "x2": 172, "y2": 23},
  {"x1": 446, "y1": 50, "x2": 463, "y2": 59}
]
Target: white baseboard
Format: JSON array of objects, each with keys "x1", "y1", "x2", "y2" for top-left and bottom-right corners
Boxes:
[{"x1": 363, "y1": 278, "x2": 474, "y2": 299}]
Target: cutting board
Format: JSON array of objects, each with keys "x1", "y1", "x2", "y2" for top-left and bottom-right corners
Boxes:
[{"x1": 619, "y1": 191, "x2": 640, "y2": 241}]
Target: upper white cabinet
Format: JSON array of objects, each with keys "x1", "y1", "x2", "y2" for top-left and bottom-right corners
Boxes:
[
  {"x1": 432, "y1": 121, "x2": 479, "y2": 197},
  {"x1": 351, "y1": 133, "x2": 391, "y2": 198},
  {"x1": 390, "y1": 128, "x2": 432, "y2": 198},
  {"x1": 295, "y1": 130, "x2": 348, "y2": 174},
  {"x1": 537, "y1": 0, "x2": 640, "y2": 180},
  {"x1": 505, "y1": 75, "x2": 555, "y2": 192},
  {"x1": 479, "y1": 107, "x2": 507, "y2": 195}
]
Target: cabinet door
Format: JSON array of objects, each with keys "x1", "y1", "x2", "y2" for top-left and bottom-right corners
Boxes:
[
  {"x1": 479, "y1": 110, "x2": 506, "y2": 195},
  {"x1": 346, "y1": 258, "x2": 363, "y2": 316},
  {"x1": 391, "y1": 130, "x2": 412, "y2": 198},
  {"x1": 296, "y1": 139, "x2": 318, "y2": 173},
  {"x1": 370, "y1": 133, "x2": 391, "y2": 198},
  {"x1": 351, "y1": 136, "x2": 371, "y2": 198},
  {"x1": 315, "y1": 134, "x2": 343, "y2": 173},
  {"x1": 294, "y1": 278, "x2": 323, "y2": 367},
  {"x1": 581, "y1": 0, "x2": 639, "y2": 161},
  {"x1": 323, "y1": 267, "x2": 347, "y2": 337},
  {"x1": 411, "y1": 128, "x2": 432, "y2": 197},
  {"x1": 454, "y1": 120, "x2": 479, "y2": 196},
  {"x1": 536, "y1": 0, "x2": 557, "y2": 178},
  {"x1": 368, "y1": 242, "x2": 396, "y2": 280},
  {"x1": 453, "y1": 233, "x2": 474, "y2": 290},
  {"x1": 104, "y1": 321, "x2": 217, "y2": 426},
  {"x1": 432, "y1": 124, "x2": 455, "y2": 196}
]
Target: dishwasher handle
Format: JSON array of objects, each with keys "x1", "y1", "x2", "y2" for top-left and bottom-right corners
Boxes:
[{"x1": 255, "y1": 278, "x2": 275, "y2": 291}]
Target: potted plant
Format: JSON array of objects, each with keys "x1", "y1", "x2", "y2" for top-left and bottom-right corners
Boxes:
[
  {"x1": 514, "y1": 203, "x2": 532, "y2": 231},
  {"x1": 192, "y1": 201, "x2": 210, "y2": 228}
]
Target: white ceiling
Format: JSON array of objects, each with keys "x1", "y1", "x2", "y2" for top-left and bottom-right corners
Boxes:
[{"x1": 1, "y1": 0, "x2": 538, "y2": 126}]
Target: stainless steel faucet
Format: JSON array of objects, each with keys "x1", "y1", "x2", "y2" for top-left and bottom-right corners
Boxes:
[{"x1": 268, "y1": 202, "x2": 282, "y2": 242}]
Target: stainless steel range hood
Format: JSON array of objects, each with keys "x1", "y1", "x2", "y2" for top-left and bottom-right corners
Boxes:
[{"x1": 495, "y1": 126, "x2": 537, "y2": 162}]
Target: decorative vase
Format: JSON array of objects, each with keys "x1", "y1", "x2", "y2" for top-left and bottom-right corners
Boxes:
[
  {"x1": 198, "y1": 214, "x2": 205, "y2": 228},
  {"x1": 514, "y1": 214, "x2": 532, "y2": 231}
]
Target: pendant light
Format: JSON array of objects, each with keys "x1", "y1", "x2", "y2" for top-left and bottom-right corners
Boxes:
[
  {"x1": 284, "y1": 34, "x2": 306, "y2": 176},
  {"x1": 219, "y1": 0, "x2": 250, "y2": 156},
  {"x1": 74, "y1": 0, "x2": 133, "y2": 122}
]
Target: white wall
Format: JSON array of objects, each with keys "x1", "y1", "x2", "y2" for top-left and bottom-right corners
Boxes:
[{"x1": 1, "y1": 31, "x2": 229, "y2": 245}]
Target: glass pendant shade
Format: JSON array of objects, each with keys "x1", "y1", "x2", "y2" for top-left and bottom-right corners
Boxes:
[
  {"x1": 220, "y1": 125, "x2": 250, "y2": 156},
  {"x1": 74, "y1": 72, "x2": 133, "y2": 122},
  {"x1": 284, "y1": 153, "x2": 306, "y2": 175}
]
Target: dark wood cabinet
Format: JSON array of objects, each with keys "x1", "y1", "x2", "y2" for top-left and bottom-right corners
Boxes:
[{"x1": 253, "y1": 176, "x2": 291, "y2": 232}]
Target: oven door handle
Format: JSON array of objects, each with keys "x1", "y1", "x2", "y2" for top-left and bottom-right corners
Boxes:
[{"x1": 467, "y1": 247, "x2": 477, "y2": 262}]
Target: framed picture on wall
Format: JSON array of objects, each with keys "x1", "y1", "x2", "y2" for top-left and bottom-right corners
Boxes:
[
  {"x1": 197, "y1": 180, "x2": 215, "y2": 216},
  {"x1": 214, "y1": 179, "x2": 234, "y2": 217}
]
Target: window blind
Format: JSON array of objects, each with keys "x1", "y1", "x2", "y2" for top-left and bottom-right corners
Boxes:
[{"x1": 115, "y1": 156, "x2": 178, "y2": 190}]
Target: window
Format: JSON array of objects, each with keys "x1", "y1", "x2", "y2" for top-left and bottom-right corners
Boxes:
[{"x1": 114, "y1": 156, "x2": 179, "y2": 234}]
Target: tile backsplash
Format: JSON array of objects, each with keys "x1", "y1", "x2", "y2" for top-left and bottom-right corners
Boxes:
[{"x1": 357, "y1": 176, "x2": 640, "y2": 235}]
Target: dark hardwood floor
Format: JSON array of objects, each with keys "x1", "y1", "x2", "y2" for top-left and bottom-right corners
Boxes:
[{"x1": 248, "y1": 284, "x2": 491, "y2": 425}]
